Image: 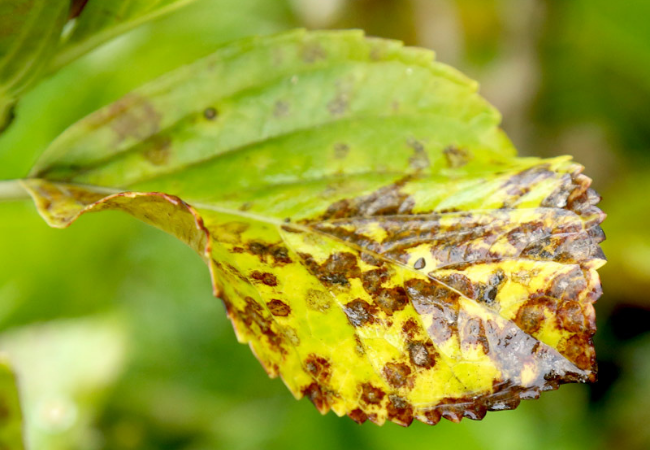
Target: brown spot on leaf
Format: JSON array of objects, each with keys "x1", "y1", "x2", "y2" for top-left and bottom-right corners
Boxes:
[
  {"x1": 348, "y1": 408, "x2": 368, "y2": 424},
  {"x1": 273, "y1": 100, "x2": 290, "y2": 118},
  {"x1": 402, "y1": 318, "x2": 419, "y2": 339},
  {"x1": 383, "y1": 362, "x2": 413, "y2": 388},
  {"x1": 408, "y1": 138, "x2": 430, "y2": 170},
  {"x1": 360, "y1": 383, "x2": 385, "y2": 405},
  {"x1": 376, "y1": 287, "x2": 409, "y2": 315},
  {"x1": 204, "y1": 107, "x2": 218, "y2": 120},
  {"x1": 267, "y1": 299, "x2": 291, "y2": 316},
  {"x1": 546, "y1": 267, "x2": 587, "y2": 301},
  {"x1": 300, "y1": 252, "x2": 361, "y2": 287},
  {"x1": 305, "y1": 289, "x2": 331, "y2": 312},
  {"x1": 558, "y1": 334, "x2": 594, "y2": 370},
  {"x1": 558, "y1": 300, "x2": 586, "y2": 333},
  {"x1": 142, "y1": 136, "x2": 171, "y2": 166},
  {"x1": 462, "y1": 317, "x2": 490, "y2": 354},
  {"x1": 438, "y1": 273, "x2": 474, "y2": 298},
  {"x1": 302, "y1": 383, "x2": 329, "y2": 413},
  {"x1": 305, "y1": 354, "x2": 331, "y2": 382},
  {"x1": 344, "y1": 299, "x2": 378, "y2": 327},
  {"x1": 515, "y1": 296, "x2": 556, "y2": 335},
  {"x1": 320, "y1": 179, "x2": 414, "y2": 219},
  {"x1": 361, "y1": 268, "x2": 389, "y2": 295},
  {"x1": 387, "y1": 395, "x2": 414, "y2": 426},
  {"x1": 444, "y1": 146, "x2": 471, "y2": 168},
  {"x1": 328, "y1": 93, "x2": 349, "y2": 116},
  {"x1": 408, "y1": 340, "x2": 437, "y2": 369},
  {"x1": 474, "y1": 269, "x2": 507, "y2": 308},
  {"x1": 250, "y1": 271, "x2": 278, "y2": 286},
  {"x1": 334, "y1": 142, "x2": 350, "y2": 158}
]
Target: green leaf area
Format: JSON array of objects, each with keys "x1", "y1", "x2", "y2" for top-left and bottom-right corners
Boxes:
[{"x1": 17, "y1": 30, "x2": 606, "y2": 426}]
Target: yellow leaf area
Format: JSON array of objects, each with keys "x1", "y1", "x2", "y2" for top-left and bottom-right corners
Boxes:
[{"x1": 22, "y1": 154, "x2": 605, "y2": 427}]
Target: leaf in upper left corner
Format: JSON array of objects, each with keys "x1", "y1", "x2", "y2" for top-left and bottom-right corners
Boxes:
[{"x1": 0, "y1": 0, "x2": 69, "y2": 131}]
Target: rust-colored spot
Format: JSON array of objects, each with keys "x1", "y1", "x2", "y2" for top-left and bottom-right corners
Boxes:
[
  {"x1": 515, "y1": 296, "x2": 556, "y2": 335},
  {"x1": 361, "y1": 268, "x2": 389, "y2": 295},
  {"x1": 546, "y1": 267, "x2": 587, "y2": 301},
  {"x1": 300, "y1": 252, "x2": 361, "y2": 287},
  {"x1": 376, "y1": 287, "x2": 409, "y2": 315},
  {"x1": 354, "y1": 335, "x2": 365, "y2": 356},
  {"x1": 344, "y1": 299, "x2": 378, "y2": 327},
  {"x1": 558, "y1": 334, "x2": 594, "y2": 370},
  {"x1": 231, "y1": 246, "x2": 245, "y2": 253},
  {"x1": 444, "y1": 146, "x2": 471, "y2": 168},
  {"x1": 387, "y1": 395, "x2": 414, "y2": 426},
  {"x1": 204, "y1": 107, "x2": 218, "y2": 120},
  {"x1": 438, "y1": 273, "x2": 474, "y2": 299},
  {"x1": 267, "y1": 299, "x2": 291, "y2": 316},
  {"x1": 348, "y1": 408, "x2": 368, "y2": 424},
  {"x1": 302, "y1": 383, "x2": 329, "y2": 413},
  {"x1": 383, "y1": 362, "x2": 413, "y2": 388},
  {"x1": 402, "y1": 318, "x2": 419, "y2": 339},
  {"x1": 250, "y1": 271, "x2": 278, "y2": 286},
  {"x1": 408, "y1": 340, "x2": 437, "y2": 369},
  {"x1": 360, "y1": 383, "x2": 385, "y2": 405},
  {"x1": 305, "y1": 354, "x2": 331, "y2": 382},
  {"x1": 558, "y1": 300, "x2": 586, "y2": 333}
]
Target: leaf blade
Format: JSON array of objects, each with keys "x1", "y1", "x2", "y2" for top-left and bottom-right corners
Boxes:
[{"x1": 22, "y1": 30, "x2": 606, "y2": 426}]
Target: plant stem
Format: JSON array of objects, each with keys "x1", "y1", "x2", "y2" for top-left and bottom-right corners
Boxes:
[{"x1": 0, "y1": 180, "x2": 29, "y2": 202}]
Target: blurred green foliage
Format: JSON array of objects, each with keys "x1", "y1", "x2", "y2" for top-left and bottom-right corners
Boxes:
[{"x1": 0, "y1": 0, "x2": 648, "y2": 449}]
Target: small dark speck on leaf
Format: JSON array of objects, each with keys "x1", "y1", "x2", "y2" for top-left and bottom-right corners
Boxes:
[{"x1": 204, "y1": 107, "x2": 218, "y2": 120}]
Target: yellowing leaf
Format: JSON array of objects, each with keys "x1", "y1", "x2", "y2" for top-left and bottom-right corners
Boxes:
[{"x1": 16, "y1": 30, "x2": 606, "y2": 426}]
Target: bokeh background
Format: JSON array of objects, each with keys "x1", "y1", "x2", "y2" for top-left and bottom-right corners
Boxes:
[{"x1": 1, "y1": 0, "x2": 649, "y2": 449}]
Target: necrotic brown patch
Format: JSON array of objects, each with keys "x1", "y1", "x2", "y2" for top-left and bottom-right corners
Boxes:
[
  {"x1": 408, "y1": 340, "x2": 437, "y2": 369},
  {"x1": 302, "y1": 383, "x2": 329, "y2": 413},
  {"x1": 348, "y1": 408, "x2": 368, "y2": 424},
  {"x1": 515, "y1": 296, "x2": 557, "y2": 335},
  {"x1": 462, "y1": 317, "x2": 490, "y2": 354},
  {"x1": 376, "y1": 287, "x2": 409, "y2": 315},
  {"x1": 387, "y1": 395, "x2": 414, "y2": 426},
  {"x1": 360, "y1": 383, "x2": 385, "y2": 405},
  {"x1": 558, "y1": 300, "x2": 586, "y2": 333},
  {"x1": 344, "y1": 299, "x2": 378, "y2": 327},
  {"x1": 299, "y1": 252, "x2": 360, "y2": 287},
  {"x1": 267, "y1": 299, "x2": 291, "y2": 316},
  {"x1": 402, "y1": 318, "x2": 420, "y2": 339},
  {"x1": 383, "y1": 362, "x2": 413, "y2": 388},
  {"x1": 250, "y1": 270, "x2": 278, "y2": 286},
  {"x1": 305, "y1": 354, "x2": 331, "y2": 382}
]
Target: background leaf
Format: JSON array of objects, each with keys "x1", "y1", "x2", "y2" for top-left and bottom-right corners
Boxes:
[
  {"x1": 0, "y1": 0, "x2": 69, "y2": 130},
  {"x1": 21, "y1": 30, "x2": 605, "y2": 426},
  {"x1": 0, "y1": 360, "x2": 25, "y2": 450},
  {"x1": 50, "y1": 0, "x2": 199, "y2": 72}
]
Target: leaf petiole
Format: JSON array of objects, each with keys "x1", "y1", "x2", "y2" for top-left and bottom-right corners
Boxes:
[{"x1": 0, "y1": 180, "x2": 29, "y2": 202}]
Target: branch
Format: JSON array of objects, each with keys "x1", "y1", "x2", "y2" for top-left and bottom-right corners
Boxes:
[{"x1": 0, "y1": 180, "x2": 30, "y2": 202}]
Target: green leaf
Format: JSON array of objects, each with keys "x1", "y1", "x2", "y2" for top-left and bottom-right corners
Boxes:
[
  {"x1": 0, "y1": 360, "x2": 25, "y2": 449},
  {"x1": 0, "y1": 0, "x2": 69, "y2": 130},
  {"x1": 51, "y1": 0, "x2": 199, "y2": 71},
  {"x1": 18, "y1": 30, "x2": 606, "y2": 426}
]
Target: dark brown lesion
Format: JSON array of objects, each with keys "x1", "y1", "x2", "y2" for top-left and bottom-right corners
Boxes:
[
  {"x1": 250, "y1": 270, "x2": 279, "y2": 287},
  {"x1": 404, "y1": 278, "x2": 460, "y2": 343},
  {"x1": 302, "y1": 383, "x2": 329, "y2": 413},
  {"x1": 461, "y1": 317, "x2": 490, "y2": 355},
  {"x1": 359, "y1": 383, "x2": 386, "y2": 405},
  {"x1": 386, "y1": 395, "x2": 414, "y2": 426},
  {"x1": 382, "y1": 362, "x2": 413, "y2": 389},
  {"x1": 343, "y1": 299, "x2": 378, "y2": 327},
  {"x1": 305, "y1": 354, "x2": 332, "y2": 382},
  {"x1": 267, "y1": 299, "x2": 291, "y2": 316},
  {"x1": 246, "y1": 240, "x2": 293, "y2": 265},
  {"x1": 407, "y1": 340, "x2": 437, "y2": 369},
  {"x1": 299, "y1": 251, "x2": 361, "y2": 287}
]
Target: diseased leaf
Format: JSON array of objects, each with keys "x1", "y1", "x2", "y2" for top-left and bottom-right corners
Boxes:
[
  {"x1": 51, "y1": 0, "x2": 198, "y2": 71},
  {"x1": 0, "y1": 360, "x2": 25, "y2": 449},
  {"x1": 0, "y1": 0, "x2": 69, "y2": 130},
  {"x1": 18, "y1": 30, "x2": 606, "y2": 426}
]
